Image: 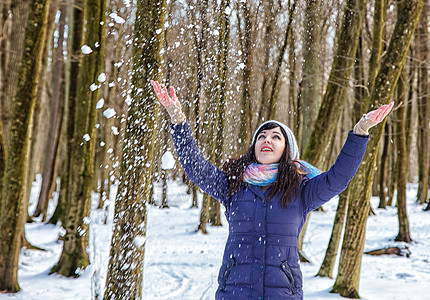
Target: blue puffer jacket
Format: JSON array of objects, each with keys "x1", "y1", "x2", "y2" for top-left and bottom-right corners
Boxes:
[{"x1": 170, "y1": 121, "x2": 368, "y2": 300}]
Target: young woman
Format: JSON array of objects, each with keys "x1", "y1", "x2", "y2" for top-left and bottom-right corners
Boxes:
[{"x1": 151, "y1": 80, "x2": 393, "y2": 300}]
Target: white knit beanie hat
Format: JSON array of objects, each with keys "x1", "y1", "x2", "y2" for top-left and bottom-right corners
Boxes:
[{"x1": 252, "y1": 120, "x2": 300, "y2": 160}]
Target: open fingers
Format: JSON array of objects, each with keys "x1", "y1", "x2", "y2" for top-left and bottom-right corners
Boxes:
[
  {"x1": 373, "y1": 101, "x2": 394, "y2": 123},
  {"x1": 170, "y1": 86, "x2": 178, "y2": 103},
  {"x1": 151, "y1": 80, "x2": 164, "y2": 101},
  {"x1": 151, "y1": 80, "x2": 173, "y2": 106},
  {"x1": 162, "y1": 85, "x2": 174, "y2": 106},
  {"x1": 378, "y1": 101, "x2": 394, "y2": 121}
]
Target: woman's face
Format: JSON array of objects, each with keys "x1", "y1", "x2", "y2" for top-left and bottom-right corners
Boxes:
[{"x1": 254, "y1": 127, "x2": 286, "y2": 164}]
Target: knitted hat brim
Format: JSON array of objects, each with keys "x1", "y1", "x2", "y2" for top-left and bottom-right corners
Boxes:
[{"x1": 252, "y1": 120, "x2": 300, "y2": 160}]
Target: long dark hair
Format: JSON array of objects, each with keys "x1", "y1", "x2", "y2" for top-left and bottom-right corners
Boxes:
[{"x1": 222, "y1": 122, "x2": 304, "y2": 208}]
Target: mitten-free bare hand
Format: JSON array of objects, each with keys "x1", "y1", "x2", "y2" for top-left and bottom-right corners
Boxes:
[
  {"x1": 353, "y1": 101, "x2": 394, "y2": 135},
  {"x1": 151, "y1": 80, "x2": 186, "y2": 124}
]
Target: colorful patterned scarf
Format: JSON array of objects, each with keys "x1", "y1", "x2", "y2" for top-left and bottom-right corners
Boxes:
[
  {"x1": 299, "y1": 160, "x2": 321, "y2": 179},
  {"x1": 243, "y1": 161, "x2": 321, "y2": 187},
  {"x1": 243, "y1": 163, "x2": 279, "y2": 186}
]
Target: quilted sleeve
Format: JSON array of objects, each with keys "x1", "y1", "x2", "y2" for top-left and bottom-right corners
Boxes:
[
  {"x1": 300, "y1": 131, "x2": 369, "y2": 213},
  {"x1": 170, "y1": 121, "x2": 229, "y2": 207}
]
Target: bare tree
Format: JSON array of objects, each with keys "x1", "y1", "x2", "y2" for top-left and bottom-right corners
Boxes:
[
  {"x1": 0, "y1": 0, "x2": 49, "y2": 292},
  {"x1": 394, "y1": 69, "x2": 412, "y2": 243},
  {"x1": 104, "y1": 0, "x2": 166, "y2": 297},
  {"x1": 298, "y1": 0, "x2": 367, "y2": 262},
  {"x1": 332, "y1": 1, "x2": 424, "y2": 297},
  {"x1": 33, "y1": 3, "x2": 66, "y2": 221},
  {"x1": 51, "y1": 0, "x2": 107, "y2": 277},
  {"x1": 416, "y1": 0, "x2": 429, "y2": 204},
  {"x1": 198, "y1": 0, "x2": 230, "y2": 233},
  {"x1": 300, "y1": 0, "x2": 322, "y2": 151}
]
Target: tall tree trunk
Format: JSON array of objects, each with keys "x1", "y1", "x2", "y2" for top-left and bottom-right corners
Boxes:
[
  {"x1": 51, "y1": 0, "x2": 106, "y2": 277},
  {"x1": 211, "y1": 0, "x2": 230, "y2": 227},
  {"x1": 0, "y1": 2, "x2": 12, "y2": 124},
  {"x1": 266, "y1": 0, "x2": 295, "y2": 121},
  {"x1": 0, "y1": 1, "x2": 8, "y2": 205},
  {"x1": 416, "y1": 0, "x2": 429, "y2": 204},
  {"x1": 103, "y1": 0, "x2": 166, "y2": 298},
  {"x1": 378, "y1": 123, "x2": 390, "y2": 208},
  {"x1": 198, "y1": 0, "x2": 230, "y2": 232},
  {"x1": 299, "y1": 0, "x2": 367, "y2": 262},
  {"x1": 394, "y1": 69, "x2": 412, "y2": 243},
  {"x1": 288, "y1": 34, "x2": 298, "y2": 132},
  {"x1": 256, "y1": 1, "x2": 277, "y2": 125},
  {"x1": 198, "y1": 193, "x2": 211, "y2": 234},
  {"x1": 187, "y1": 0, "x2": 209, "y2": 209},
  {"x1": 48, "y1": 0, "x2": 83, "y2": 225},
  {"x1": 33, "y1": 3, "x2": 66, "y2": 221},
  {"x1": 0, "y1": 0, "x2": 49, "y2": 292},
  {"x1": 237, "y1": 0, "x2": 253, "y2": 153},
  {"x1": 387, "y1": 122, "x2": 397, "y2": 207},
  {"x1": 0, "y1": 0, "x2": 29, "y2": 144},
  {"x1": 316, "y1": 188, "x2": 349, "y2": 278},
  {"x1": 332, "y1": 2, "x2": 423, "y2": 297},
  {"x1": 367, "y1": 0, "x2": 387, "y2": 96},
  {"x1": 300, "y1": 0, "x2": 322, "y2": 150},
  {"x1": 302, "y1": 0, "x2": 367, "y2": 168},
  {"x1": 26, "y1": 0, "x2": 60, "y2": 219}
]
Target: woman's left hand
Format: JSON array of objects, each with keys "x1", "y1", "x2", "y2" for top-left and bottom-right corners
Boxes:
[{"x1": 353, "y1": 101, "x2": 394, "y2": 135}]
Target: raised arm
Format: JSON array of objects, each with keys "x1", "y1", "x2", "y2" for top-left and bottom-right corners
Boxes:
[
  {"x1": 151, "y1": 81, "x2": 229, "y2": 206},
  {"x1": 301, "y1": 102, "x2": 394, "y2": 212}
]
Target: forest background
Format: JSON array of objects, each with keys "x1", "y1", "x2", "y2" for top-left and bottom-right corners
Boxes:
[{"x1": 0, "y1": 0, "x2": 428, "y2": 299}]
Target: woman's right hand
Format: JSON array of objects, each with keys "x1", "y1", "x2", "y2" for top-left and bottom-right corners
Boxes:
[{"x1": 151, "y1": 80, "x2": 186, "y2": 124}]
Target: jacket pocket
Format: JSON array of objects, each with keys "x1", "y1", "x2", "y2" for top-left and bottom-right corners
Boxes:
[
  {"x1": 281, "y1": 261, "x2": 296, "y2": 294},
  {"x1": 219, "y1": 257, "x2": 236, "y2": 291}
]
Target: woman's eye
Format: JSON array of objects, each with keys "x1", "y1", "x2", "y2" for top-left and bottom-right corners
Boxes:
[
  {"x1": 258, "y1": 135, "x2": 265, "y2": 140},
  {"x1": 274, "y1": 135, "x2": 281, "y2": 140}
]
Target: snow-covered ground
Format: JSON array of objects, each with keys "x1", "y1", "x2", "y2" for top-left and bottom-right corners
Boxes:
[{"x1": 1, "y1": 176, "x2": 429, "y2": 300}]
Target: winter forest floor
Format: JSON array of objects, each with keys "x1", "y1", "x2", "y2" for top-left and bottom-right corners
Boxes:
[{"x1": 0, "y1": 176, "x2": 429, "y2": 300}]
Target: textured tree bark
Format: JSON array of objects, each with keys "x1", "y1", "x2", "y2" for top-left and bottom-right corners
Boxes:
[
  {"x1": 256, "y1": 1, "x2": 277, "y2": 125},
  {"x1": 0, "y1": 1, "x2": 11, "y2": 122},
  {"x1": 26, "y1": 0, "x2": 60, "y2": 219},
  {"x1": 0, "y1": 0, "x2": 49, "y2": 292},
  {"x1": 367, "y1": 0, "x2": 386, "y2": 96},
  {"x1": 198, "y1": 0, "x2": 230, "y2": 232},
  {"x1": 332, "y1": 1, "x2": 423, "y2": 297},
  {"x1": 51, "y1": 0, "x2": 106, "y2": 277},
  {"x1": 302, "y1": 0, "x2": 367, "y2": 169},
  {"x1": 0, "y1": 0, "x2": 7, "y2": 191},
  {"x1": 378, "y1": 123, "x2": 389, "y2": 208},
  {"x1": 300, "y1": 0, "x2": 322, "y2": 151},
  {"x1": 394, "y1": 70, "x2": 412, "y2": 243},
  {"x1": 387, "y1": 124, "x2": 397, "y2": 207},
  {"x1": 316, "y1": 188, "x2": 349, "y2": 278},
  {"x1": 288, "y1": 34, "x2": 298, "y2": 133},
  {"x1": 103, "y1": 0, "x2": 166, "y2": 298},
  {"x1": 266, "y1": 1, "x2": 295, "y2": 121},
  {"x1": 48, "y1": 0, "x2": 83, "y2": 225},
  {"x1": 299, "y1": 0, "x2": 366, "y2": 264},
  {"x1": 237, "y1": 0, "x2": 253, "y2": 153},
  {"x1": 198, "y1": 193, "x2": 210, "y2": 234},
  {"x1": 187, "y1": 0, "x2": 209, "y2": 209},
  {"x1": 209, "y1": 198, "x2": 222, "y2": 226},
  {"x1": 416, "y1": 0, "x2": 429, "y2": 204},
  {"x1": 34, "y1": 2, "x2": 66, "y2": 221},
  {"x1": 0, "y1": 0, "x2": 29, "y2": 144}
]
